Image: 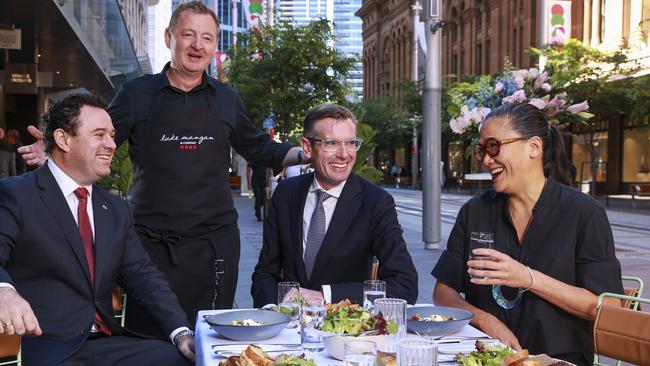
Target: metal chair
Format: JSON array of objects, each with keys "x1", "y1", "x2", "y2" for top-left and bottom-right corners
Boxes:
[
  {"x1": 593, "y1": 275, "x2": 645, "y2": 366},
  {"x1": 112, "y1": 286, "x2": 127, "y2": 327},
  {"x1": 0, "y1": 335, "x2": 21, "y2": 366},
  {"x1": 593, "y1": 292, "x2": 650, "y2": 366}
]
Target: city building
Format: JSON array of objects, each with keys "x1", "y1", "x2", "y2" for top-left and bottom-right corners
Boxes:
[
  {"x1": 148, "y1": 0, "x2": 173, "y2": 72},
  {"x1": 0, "y1": 0, "x2": 141, "y2": 142},
  {"x1": 118, "y1": 0, "x2": 154, "y2": 74},
  {"x1": 278, "y1": 0, "x2": 364, "y2": 100}
]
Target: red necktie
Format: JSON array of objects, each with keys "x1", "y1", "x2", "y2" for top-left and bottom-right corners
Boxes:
[{"x1": 74, "y1": 188, "x2": 111, "y2": 336}]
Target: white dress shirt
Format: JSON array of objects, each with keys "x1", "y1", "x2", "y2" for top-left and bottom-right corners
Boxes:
[{"x1": 301, "y1": 178, "x2": 347, "y2": 303}]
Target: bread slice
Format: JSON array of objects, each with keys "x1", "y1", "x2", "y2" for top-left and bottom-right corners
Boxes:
[
  {"x1": 522, "y1": 360, "x2": 541, "y2": 366},
  {"x1": 218, "y1": 356, "x2": 241, "y2": 366},
  {"x1": 241, "y1": 345, "x2": 274, "y2": 366},
  {"x1": 504, "y1": 350, "x2": 529, "y2": 366}
]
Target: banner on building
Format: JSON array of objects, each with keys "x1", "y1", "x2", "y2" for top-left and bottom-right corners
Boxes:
[
  {"x1": 242, "y1": 0, "x2": 264, "y2": 28},
  {"x1": 0, "y1": 28, "x2": 21, "y2": 50},
  {"x1": 547, "y1": 1, "x2": 571, "y2": 45},
  {"x1": 4, "y1": 63, "x2": 37, "y2": 94}
]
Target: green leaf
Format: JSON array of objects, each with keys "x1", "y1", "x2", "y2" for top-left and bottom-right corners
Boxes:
[{"x1": 577, "y1": 111, "x2": 594, "y2": 119}]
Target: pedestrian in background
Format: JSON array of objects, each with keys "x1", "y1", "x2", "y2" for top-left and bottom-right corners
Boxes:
[
  {"x1": 0, "y1": 128, "x2": 16, "y2": 178},
  {"x1": 6, "y1": 129, "x2": 25, "y2": 175}
]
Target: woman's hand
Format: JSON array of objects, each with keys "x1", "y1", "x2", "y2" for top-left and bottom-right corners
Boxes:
[
  {"x1": 475, "y1": 312, "x2": 522, "y2": 351},
  {"x1": 467, "y1": 248, "x2": 533, "y2": 289}
]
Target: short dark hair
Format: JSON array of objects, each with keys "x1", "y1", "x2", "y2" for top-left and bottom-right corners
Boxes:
[
  {"x1": 6, "y1": 129, "x2": 19, "y2": 140},
  {"x1": 303, "y1": 104, "x2": 357, "y2": 138},
  {"x1": 169, "y1": 1, "x2": 220, "y2": 34},
  {"x1": 482, "y1": 102, "x2": 572, "y2": 186},
  {"x1": 42, "y1": 93, "x2": 107, "y2": 153}
]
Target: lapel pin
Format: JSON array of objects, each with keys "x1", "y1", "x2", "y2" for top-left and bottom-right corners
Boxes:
[{"x1": 102, "y1": 204, "x2": 108, "y2": 210}]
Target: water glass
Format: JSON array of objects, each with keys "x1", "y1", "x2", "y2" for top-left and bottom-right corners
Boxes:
[
  {"x1": 373, "y1": 298, "x2": 407, "y2": 354},
  {"x1": 469, "y1": 231, "x2": 494, "y2": 279},
  {"x1": 278, "y1": 281, "x2": 301, "y2": 326},
  {"x1": 300, "y1": 303, "x2": 326, "y2": 352},
  {"x1": 397, "y1": 338, "x2": 437, "y2": 366},
  {"x1": 343, "y1": 340, "x2": 377, "y2": 366},
  {"x1": 363, "y1": 279, "x2": 386, "y2": 310}
]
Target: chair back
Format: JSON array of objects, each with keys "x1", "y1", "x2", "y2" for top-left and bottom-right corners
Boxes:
[
  {"x1": 593, "y1": 292, "x2": 650, "y2": 366},
  {"x1": 0, "y1": 334, "x2": 21, "y2": 365}
]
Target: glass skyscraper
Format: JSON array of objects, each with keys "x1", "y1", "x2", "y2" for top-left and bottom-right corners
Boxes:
[{"x1": 277, "y1": 0, "x2": 363, "y2": 101}]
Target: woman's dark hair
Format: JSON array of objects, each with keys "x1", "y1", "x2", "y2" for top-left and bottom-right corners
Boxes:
[
  {"x1": 482, "y1": 102, "x2": 572, "y2": 186},
  {"x1": 42, "y1": 93, "x2": 107, "y2": 153}
]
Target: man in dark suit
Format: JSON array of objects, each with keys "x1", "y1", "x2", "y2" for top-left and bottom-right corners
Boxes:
[
  {"x1": 0, "y1": 94, "x2": 194, "y2": 365},
  {"x1": 251, "y1": 104, "x2": 418, "y2": 307}
]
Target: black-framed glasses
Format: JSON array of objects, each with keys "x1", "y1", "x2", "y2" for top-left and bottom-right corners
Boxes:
[
  {"x1": 473, "y1": 137, "x2": 528, "y2": 161},
  {"x1": 307, "y1": 137, "x2": 363, "y2": 152}
]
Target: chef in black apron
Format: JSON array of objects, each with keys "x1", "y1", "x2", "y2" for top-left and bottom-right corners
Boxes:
[{"x1": 105, "y1": 4, "x2": 301, "y2": 338}]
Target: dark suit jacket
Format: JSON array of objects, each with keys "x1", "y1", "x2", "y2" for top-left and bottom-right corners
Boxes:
[
  {"x1": 251, "y1": 172, "x2": 418, "y2": 307},
  {"x1": 0, "y1": 165, "x2": 189, "y2": 365}
]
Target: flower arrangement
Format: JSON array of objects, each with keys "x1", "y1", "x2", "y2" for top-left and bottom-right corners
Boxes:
[{"x1": 447, "y1": 65, "x2": 594, "y2": 141}]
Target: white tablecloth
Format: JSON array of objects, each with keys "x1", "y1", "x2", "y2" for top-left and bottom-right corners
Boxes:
[{"x1": 195, "y1": 306, "x2": 494, "y2": 366}]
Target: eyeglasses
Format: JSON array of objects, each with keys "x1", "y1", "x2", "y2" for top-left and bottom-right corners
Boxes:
[
  {"x1": 473, "y1": 137, "x2": 528, "y2": 161},
  {"x1": 307, "y1": 137, "x2": 363, "y2": 152}
]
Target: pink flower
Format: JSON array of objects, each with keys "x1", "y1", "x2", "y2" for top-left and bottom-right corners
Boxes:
[
  {"x1": 541, "y1": 83, "x2": 552, "y2": 92},
  {"x1": 515, "y1": 77, "x2": 525, "y2": 89},
  {"x1": 503, "y1": 89, "x2": 527, "y2": 104},
  {"x1": 548, "y1": 97, "x2": 565, "y2": 107},
  {"x1": 528, "y1": 68, "x2": 540, "y2": 80},
  {"x1": 450, "y1": 118, "x2": 465, "y2": 134},
  {"x1": 567, "y1": 100, "x2": 589, "y2": 114},
  {"x1": 494, "y1": 82, "x2": 504, "y2": 93},
  {"x1": 534, "y1": 72, "x2": 550, "y2": 89},
  {"x1": 529, "y1": 98, "x2": 546, "y2": 109}
]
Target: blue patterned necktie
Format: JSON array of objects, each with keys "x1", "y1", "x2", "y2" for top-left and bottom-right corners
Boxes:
[{"x1": 304, "y1": 189, "x2": 332, "y2": 279}]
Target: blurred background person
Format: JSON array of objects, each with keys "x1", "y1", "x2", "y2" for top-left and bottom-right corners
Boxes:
[
  {"x1": 0, "y1": 128, "x2": 16, "y2": 178},
  {"x1": 6, "y1": 129, "x2": 26, "y2": 175}
]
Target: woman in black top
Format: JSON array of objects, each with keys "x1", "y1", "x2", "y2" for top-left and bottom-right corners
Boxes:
[{"x1": 432, "y1": 103, "x2": 623, "y2": 365}]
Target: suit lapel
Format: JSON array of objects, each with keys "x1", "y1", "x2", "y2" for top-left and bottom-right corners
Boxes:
[
  {"x1": 91, "y1": 189, "x2": 111, "y2": 292},
  {"x1": 292, "y1": 173, "x2": 313, "y2": 286},
  {"x1": 310, "y1": 174, "x2": 362, "y2": 284},
  {"x1": 36, "y1": 166, "x2": 93, "y2": 286}
]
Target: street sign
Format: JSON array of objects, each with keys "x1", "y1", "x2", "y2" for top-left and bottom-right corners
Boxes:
[{"x1": 0, "y1": 28, "x2": 21, "y2": 50}]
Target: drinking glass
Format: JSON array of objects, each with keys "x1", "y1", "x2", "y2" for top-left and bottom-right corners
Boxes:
[
  {"x1": 277, "y1": 281, "x2": 301, "y2": 327},
  {"x1": 300, "y1": 300, "x2": 326, "y2": 352},
  {"x1": 363, "y1": 279, "x2": 386, "y2": 310},
  {"x1": 343, "y1": 340, "x2": 377, "y2": 366},
  {"x1": 373, "y1": 298, "x2": 407, "y2": 354},
  {"x1": 469, "y1": 231, "x2": 494, "y2": 279},
  {"x1": 397, "y1": 338, "x2": 437, "y2": 366}
]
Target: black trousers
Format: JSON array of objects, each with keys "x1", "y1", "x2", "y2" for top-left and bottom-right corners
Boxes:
[
  {"x1": 124, "y1": 224, "x2": 241, "y2": 338},
  {"x1": 56, "y1": 336, "x2": 191, "y2": 366},
  {"x1": 252, "y1": 180, "x2": 266, "y2": 217}
]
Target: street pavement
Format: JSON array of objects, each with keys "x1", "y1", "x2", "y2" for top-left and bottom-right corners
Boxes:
[{"x1": 233, "y1": 187, "x2": 650, "y2": 308}]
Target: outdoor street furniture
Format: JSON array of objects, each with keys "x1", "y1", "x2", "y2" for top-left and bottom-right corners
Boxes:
[
  {"x1": 630, "y1": 184, "x2": 650, "y2": 208},
  {"x1": 0, "y1": 335, "x2": 21, "y2": 366}
]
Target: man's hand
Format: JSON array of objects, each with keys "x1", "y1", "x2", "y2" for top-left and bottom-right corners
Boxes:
[
  {"x1": 16, "y1": 125, "x2": 47, "y2": 167},
  {"x1": 299, "y1": 288, "x2": 324, "y2": 306},
  {"x1": 177, "y1": 335, "x2": 195, "y2": 362},
  {"x1": 0, "y1": 287, "x2": 42, "y2": 336}
]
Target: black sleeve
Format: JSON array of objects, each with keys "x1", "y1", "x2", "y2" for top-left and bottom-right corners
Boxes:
[
  {"x1": 331, "y1": 192, "x2": 419, "y2": 304},
  {"x1": 107, "y1": 84, "x2": 132, "y2": 148},
  {"x1": 251, "y1": 187, "x2": 283, "y2": 308},
  {"x1": 0, "y1": 182, "x2": 20, "y2": 285},
  {"x1": 432, "y1": 203, "x2": 469, "y2": 294},
  {"x1": 575, "y1": 205, "x2": 623, "y2": 295},
  {"x1": 228, "y1": 94, "x2": 292, "y2": 175}
]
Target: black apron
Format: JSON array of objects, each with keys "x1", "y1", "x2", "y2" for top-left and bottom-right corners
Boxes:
[{"x1": 124, "y1": 89, "x2": 240, "y2": 338}]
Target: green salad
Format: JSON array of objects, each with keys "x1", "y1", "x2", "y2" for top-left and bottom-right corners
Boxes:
[
  {"x1": 320, "y1": 305, "x2": 397, "y2": 335},
  {"x1": 274, "y1": 354, "x2": 317, "y2": 366},
  {"x1": 455, "y1": 341, "x2": 514, "y2": 366}
]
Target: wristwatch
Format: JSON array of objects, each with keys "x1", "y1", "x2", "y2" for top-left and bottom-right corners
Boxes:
[{"x1": 172, "y1": 329, "x2": 194, "y2": 346}]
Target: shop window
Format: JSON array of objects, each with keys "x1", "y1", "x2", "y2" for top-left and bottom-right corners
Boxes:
[
  {"x1": 572, "y1": 132, "x2": 608, "y2": 183},
  {"x1": 622, "y1": 128, "x2": 650, "y2": 182}
]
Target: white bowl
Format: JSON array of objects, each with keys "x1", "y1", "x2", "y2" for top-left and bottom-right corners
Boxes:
[{"x1": 322, "y1": 334, "x2": 386, "y2": 360}]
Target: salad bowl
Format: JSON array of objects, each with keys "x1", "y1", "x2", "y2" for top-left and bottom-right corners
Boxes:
[
  {"x1": 406, "y1": 306, "x2": 474, "y2": 336},
  {"x1": 205, "y1": 309, "x2": 291, "y2": 341},
  {"x1": 322, "y1": 334, "x2": 385, "y2": 360}
]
